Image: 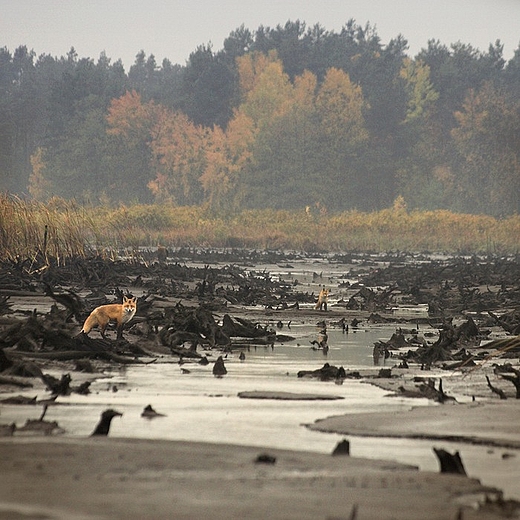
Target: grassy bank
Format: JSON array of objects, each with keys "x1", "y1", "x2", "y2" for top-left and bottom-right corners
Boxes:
[{"x1": 1, "y1": 194, "x2": 519, "y2": 262}]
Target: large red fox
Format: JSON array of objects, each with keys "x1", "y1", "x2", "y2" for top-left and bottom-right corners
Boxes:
[{"x1": 81, "y1": 295, "x2": 137, "y2": 339}]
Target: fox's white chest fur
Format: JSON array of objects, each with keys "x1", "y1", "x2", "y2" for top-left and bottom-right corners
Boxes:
[{"x1": 121, "y1": 306, "x2": 136, "y2": 323}]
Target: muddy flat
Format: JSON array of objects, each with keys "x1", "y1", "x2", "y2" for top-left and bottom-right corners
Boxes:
[
  {"x1": 309, "y1": 400, "x2": 520, "y2": 448},
  {"x1": 0, "y1": 437, "x2": 505, "y2": 520}
]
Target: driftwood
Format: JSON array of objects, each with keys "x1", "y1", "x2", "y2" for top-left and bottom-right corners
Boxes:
[
  {"x1": 397, "y1": 378, "x2": 455, "y2": 403},
  {"x1": 346, "y1": 285, "x2": 398, "y2": 312},
  {"x1": 41, "y1": 373, "x2": 72, "y2": 395},
  {"x1": 16, "y1": 418, "x2": 65, "y2": 436},
  {"x1": 404, "y1": 318, "x2": 480, "y2": 366},
  {"x1": 0, "y1": 423, "x2": 16, "y2": 436},
  {"x1": 222, "y1": 314, "x2": 270, "y2": 339},
  {"x1": 163, "y1": 304, "x2": 230, "y2": 348},
  {"x1": 297, "y1": 363, "x2": 346, "y2": 382},
  {"x1": 0, "y1": 348, "x2": 13, "y2": 371},
  {"x1": 16, "y1": 349, "x2": 147, "y2": 365},
  {"x1": 0, "y1": 395, "x2": 37, "y2": 404},
  {"x1": 0, "y1": 375, "x2": 34, "y2": 387},
  {"x1": 230, "y1": 336, "x2": 276, "y2": 347},
  {"x1": 1, "y1": 356, "x2": 44, "y2": 379},
  {"x1": 426, "y1": 378, "x2": 454, "y2": 403},
  {"x1": 497, "y1": 367, "x2": 520, "y2": 398},
  {"x1": 43, "y1": 282, "x2": 85, "y2": 323},
  {"x1": 170, "y1": 343, "x2": 203, "y2": 359},
  {"x1": 488, "y1": 311, "x2": 520, "y2": 335},
  {"x1": 159, "y1": 329, "x2": 206, "y2": 353},
  {"x1": 486, "y1": 375, "x2": 507, "y2": 399}
]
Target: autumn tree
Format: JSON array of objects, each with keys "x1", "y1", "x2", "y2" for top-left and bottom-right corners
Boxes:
[
  {"x1": 237, "y1": 50, "x2": 293, "y2": 127},
  {"x1": 148, "y1": 106, "x2": 207, "y2": 204},
  {"x1": 235, "y1": 56, "x2": 371, "y2": 211},
  {"x1": 199, "y1": 110, "x2": 254, "y2": 213},
  {"x1": 313, "y1": 67, "x2": 370, "y2": 210},
  {"x1": 452, "y1": 82, "x2": 520, "y2": 215},
  {"x1": 103, "y1": 90, "x2": 158, "y2": 202},
  {"x1": 242, "y1": 69, "x2": 322, "y2": 209},
  {"x1": 235, "y1": 52, "x2": 320, "y2": 208},
  {"x1": 395, "y1": 60, "x2": 456, "y2": 210}
]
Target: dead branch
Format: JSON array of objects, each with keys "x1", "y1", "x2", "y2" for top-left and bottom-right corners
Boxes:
[{"x1": 485, "y1": 375, "x2": 507, "y2": 399}]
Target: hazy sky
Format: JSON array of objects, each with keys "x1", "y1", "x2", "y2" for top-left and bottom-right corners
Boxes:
[{"x1": 2, "y1": 0, "x2": 519, "y2": 69}]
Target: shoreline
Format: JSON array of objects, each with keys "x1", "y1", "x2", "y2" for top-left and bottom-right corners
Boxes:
[
  {"x1": 308, "y1": 399, "x2": 520, "y2": 450},
  {"x1": 0, "y1": 436, "x2": 508, "y2": 520},
  {"x1": 1, "y1": 365, "x2": 519, "y2": 519}
]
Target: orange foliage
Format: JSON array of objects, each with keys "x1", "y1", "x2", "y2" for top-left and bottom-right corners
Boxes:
[
  {"x1": 106, "y1": 90, "x2": 157, "y2": 140},
  {"x1": 201, "y1": 110, "x2": 255, "y2": 210},
  {"x1": 236, "y1": 50, "x2": 280, "y2": 100},
  {"x1": 293, "y1": 70, "x2": 317, "y2": 107},
  {"x1": 148, "y1": 107, "x2": 208, "y2": 203}
]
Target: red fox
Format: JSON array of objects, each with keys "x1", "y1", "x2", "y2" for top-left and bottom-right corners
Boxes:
[
  {"x1": 81, "y1": 295, "x2": 137, "y2": 339},
  {"x1": 315, "y1": 287, "x2": 329, "y2": 311}
]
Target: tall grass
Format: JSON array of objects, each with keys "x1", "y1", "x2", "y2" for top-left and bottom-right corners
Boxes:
[
  {"x1": 1, "y1": 194, "x2": 519, "y2": 261},
  {"x1": 0, "y1": 195, "x2": 88, "y2": 263}
]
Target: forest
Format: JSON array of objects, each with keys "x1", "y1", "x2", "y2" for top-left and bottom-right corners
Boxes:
[{"x1": 1, "y1": 20, "x2": 520, "y2": 216}]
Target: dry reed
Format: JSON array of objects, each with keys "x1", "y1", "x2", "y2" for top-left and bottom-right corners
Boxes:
[{"x1": 1, "y1": 195, "x2": 518, "y2": 260}]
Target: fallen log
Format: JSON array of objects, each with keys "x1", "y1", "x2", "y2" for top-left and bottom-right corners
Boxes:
[
  {"x1": 229, "y1": 336, "x2": 276, "y2": 346},
  {"x1": 238, "y1": 391, "x2": 343, "y2": 401},
  {"x1": 15, "y1": 349, "x2": 148, "y2": 365},
  {"x1": 396, "y1": 378, "x2": 456, "y2": 403},
  {"x1": 222, "y1": 314, "x2": 270, "y2": 338},
  {"x1": 170, "y1": 345, "x2": 202, "y2": 359},
  {"x1": 297, "y1": 363, "x2": 346, "y2": 382},
  {"x1": 487, "y1": 311, "x2": 520, "y2": 335},
  {"x1": 0, "y1": 375, "x2": 34, "y2": 387},
  {"x1": 9, "y1": 350, "x2": 100, "y2": 361}
]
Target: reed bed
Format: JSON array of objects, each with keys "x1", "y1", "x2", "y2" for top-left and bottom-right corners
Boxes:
[
  {"x1": 1, "y1": 194, "x2": 518, "y2": 261},
  {"x1": 0, "y1": 195, "x2": 89, "y2": 263}
]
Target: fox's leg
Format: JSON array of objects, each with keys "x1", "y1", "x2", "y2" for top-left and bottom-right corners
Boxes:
[{"x1": 99, "y1": 323, "x2": 108, "y2": 339}]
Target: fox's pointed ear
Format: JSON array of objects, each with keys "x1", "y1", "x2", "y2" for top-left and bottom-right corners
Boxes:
[{"x1": 123, "y1": 295, "x2": 129, "y2": 302}]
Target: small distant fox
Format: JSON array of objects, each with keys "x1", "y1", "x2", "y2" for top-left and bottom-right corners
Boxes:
[
  {"x1": 315, "y1": 287, "x2": 329, "y2": 311},
  {"x1": 81, "y1": 295, "x2": 137, "y2": 339}
]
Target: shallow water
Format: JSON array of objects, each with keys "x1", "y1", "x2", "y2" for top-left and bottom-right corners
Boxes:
[
  {"x1": 3, "y1": 332, "x2": 519, "y2": 500},
  {"x1": 2, "y1": 253, "x2": 519, "y2": 501}
]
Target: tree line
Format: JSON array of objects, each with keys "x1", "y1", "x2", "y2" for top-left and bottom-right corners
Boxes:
[{"x1": 1, "y1": 20, "x2": 519, "y2": 216}]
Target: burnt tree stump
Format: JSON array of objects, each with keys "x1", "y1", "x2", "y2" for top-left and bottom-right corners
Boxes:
[
  {"x1": 433, "y1": 448, "x2": 467, "y2": 475},
  {"x1": 498, "y1": 367, "x2": 520, "y2": 398}
]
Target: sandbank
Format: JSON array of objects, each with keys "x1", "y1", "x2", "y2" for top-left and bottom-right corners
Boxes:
[{"x1": 0, "y1": 436, "x2": 506, "y2": 520}]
